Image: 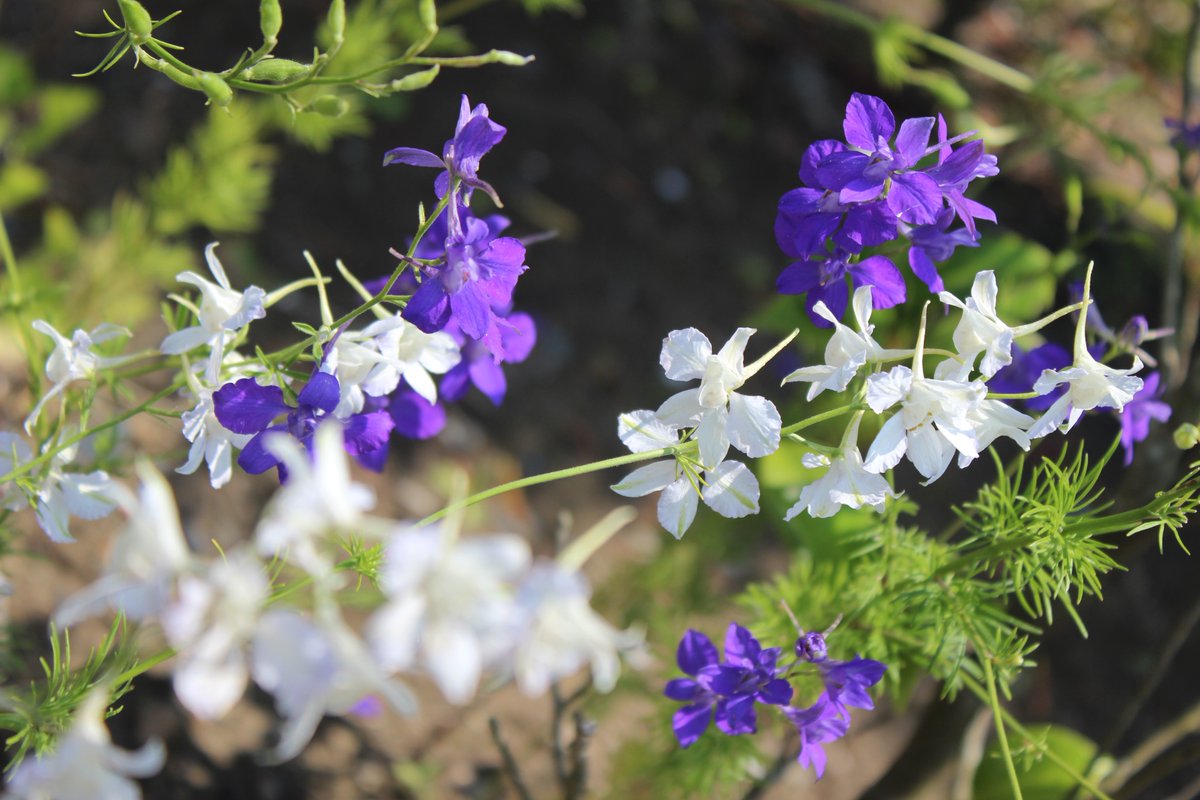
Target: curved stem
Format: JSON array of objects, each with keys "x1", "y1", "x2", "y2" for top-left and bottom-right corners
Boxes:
[
  {"x1": 781, "y1": 403, "x2": 865, "y2": 437},
  {"x1": 982, "y1": 656, "x2": 1024, "y2": 800}
]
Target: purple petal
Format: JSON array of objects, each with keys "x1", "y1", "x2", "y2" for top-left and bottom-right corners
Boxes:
[
  {"x1": 498, "y1": 312, "x2": 536, "y2": 363},
  {"x1": 776, "y1": 261, "x2": 822, "y2": 295},
  {"x1": 843, "y1": 93, "x2": 895, "y2": 150},
  {"x1": 388, "y1": 389, "x2": 447, "y2": 440},
  {"x1": 894, "y1": 116, "x2": 936, "y2": 166},
  {"x1": 776, "y1": 210, "x2": 842, "y2": 260},
  {"x1": 440, "y1": 362, "x2": 472, "y2": 403},
  {"x1": 807, "y1": 279, "x2": 849, "y2": 327},
  {"x1": 908, "y1": 246, "x2": 944, "y2": 293},
  {"x1": 722, "y1": 623, "x2": 760, "y2": 668},
  {"x1": 677, "y1": 629, "x2": 720, "y2": 675},
  {"x1": 664, "y1": 678, "x2": 701, "y2": 702},
  {"x1": 800, "y1": 140, "x2": 846, "y2": 188},
  {"x1": 758, "y1": 678, "x2": 794, "y2": 706},
  {"x1": 672, "y1": 703, "x2": 712, "y2": 748},
  {"x1": 342, "y1": 411, "x2": 395, "y2": 458},
  {"x1": 469, "y1": 356, "x2": 507, "y2": 405},
  {"x1": 836, "y1": 201, "x2": 897, "y2": 250},
  {"x1": 382, "y1": 147, "x2": 445, "y2": 169},
  {"x1": 815, "y1": 150, "x2": 872, "y2": 193},
  {"x1": 213, "y1": 378, "x2": 290, "y2": 435},
  {"x1": 476, "y1": 237, "x2": 527, "y2": 301},
  {"x1": 297, "y1": 371, "x2": 341, "y2": 414},
  {"x1": 714, "y1": 694, "x2": 758, "y2": 736},
  {"x1": 887, "y1": 172, "x2": 943, "y2": 225},
  {"x1": 850, "y1": 255, "x2": 906, "y2": 308},
  {"x1": 236, "y1": 425, "x2": 287, "y2": 474},
  {"x1": 449, "y1": 114, "x2": 506, "y2": 175},
  {"x1": 929, "y1": 140, "x2": 985, "y2": 187},
  {"x1": 450, "y1": 281, "x2": 494, "y2": 341},
  {"x1": 402, "y1": 278, "x2": 453, "y2": 334}
]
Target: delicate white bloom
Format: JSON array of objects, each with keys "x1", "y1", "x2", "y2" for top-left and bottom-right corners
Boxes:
[
  {"x1": 25, "y1": 321, "x2": 130, "y2": 431},
  {"x1": 161, "y1": 550, "x2": 268, "y2": 720},
  {"x1": 611, "y1": 410, "x2": 760, "y2": 538},
  {"x1": 56, "y1": 463, "x2": 189, "y2": 628},
  {"x1": 253, "y1": 422, "x2": 375, "y2": 575},
  {"x1": 656, "y1": 327, "x2": 784, "y2": 469},
  {"x1": 4, "y1": 437, "x2": 121, "y2": 544},
  {"x1": 367, "y1": 524, "x2": 530, "y2": 705},
  {"x1": 938, "y1": 270, "x2": 1014, "y2": 379},
  {"x1": 1028, "y1": 265, "x2": 1143, "y2": 438},
  {"x1": 783, "y1": 286, "x2": 908, "y2": 399},
  {"x1": 5, "y1": 688, "x2": 164, "y2": 800},
  {"x1": 509, "y1": 562, "x2": 643, "y2": 696},
  {"x1": 176, "y1": 386, "x2": 252, "y2": 489},
  {"x1": 962, "y1": 398, "x2": 1033, "y2": 465},
  {"x1": 160, "y1": 243, "x2": 266, "y2": 356},
  {"x1": 786, "y1": 413, "x2": 895, "y2": 520},
  {"x1": 863, "y1": 364, "x2": 987, "y2": 483},
  {"x1": 252, "y1": 605, "x2": 416, "y2": 762}
]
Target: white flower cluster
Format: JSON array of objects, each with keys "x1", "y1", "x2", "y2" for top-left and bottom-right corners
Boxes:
[
  {"x1": 37, "y1": 423, "x2": 638, "y2": 786},
  {"x1": 615, "y1": 266, "x2": 1146, "y2": 532}
]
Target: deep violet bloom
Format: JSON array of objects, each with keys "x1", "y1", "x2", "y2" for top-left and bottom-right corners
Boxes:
[
  {"x1": 777, "y1": 247, "x2": 905, "y2": 327},
  {"x1": 989, "y1": 342, "x2": 1073, "y2": 412},
  {"x1": 663, "y1": 629, "x2": 721, "y2": 748},
  {"x1": 904, "y1": 208, "x2": 980, "y2": 293},
  {"x1": 440, "y1": 311, "x2": 537, "y2": 405},
  {"x1": 382, "y1": 95, "x2": 506, "y2": 204},
  {"x1": 1119, "y1": 371, "x2": 1171, "y2": 466},
  {"x1": 783, "y1": 694, "x2": 850, "y2": 780},
  {"x1": 213, "y1": 373, "x2": 393, "y2": 479},
  {"x1": 819, "y1": 655, "x2": 886, "y2": 713},
  {"x1": 401, "y1": 216, "x2": 528, "y2": 357}
]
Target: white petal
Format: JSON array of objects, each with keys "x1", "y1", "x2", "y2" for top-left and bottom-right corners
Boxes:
[
  {"x1": 368, "y1": 596, "x2": 426, "y2": 672},
  {"x1": 610, "y1": 460, "x2": 677, "y2": 497},
  {"x1": 160, "y1": 326, "x2": 211, "y2": 355},
  {"x1": 425, "y1": 622, "x2": 483, "y2": 705},
  {"x1": 1027, "y1": 393, "x2": 1072, "y2": 439},
  {"x1": 35, "y1": 485, "x2": 74, "y2": 542},
  {"x1": 695, "y1": 408, "x2": 730, "y2": 469},
  {"x1": 865, "y1": 366, "x2": 913, "y2": 413},
  {"x1": 907, "y1": 424, "x2": 955, "y2": 483},
  {"x1": 716, "y1": 327, "x2": 755, "y2": 376},
  {"x1": 60, "y1": 472, "x2": 118, "y2": 520},
  {"x1": 971, "y1": 270, "x2": 999, "y2": 317},
  {"x1": 656, "y1": 388, "x2": 704, "y2": 427},
  {"x1": 726, "y1": 393, "x2": 781, "y2": 458},
  {"x1": 174, "y1": 650, "x2": 249, "y2": 720},
  {"x1": 204, "y1": 241, "x2": 231, "y2": 288},
  {"x1": 801, "y1": 452, "x2": 831, "y2": 468},
  {"x1": 401, "y1": 363, "x2": 438, "y2": 404},
  {"x1": 701, "y1": 461, "x2": 760, "y2": 518},
  {"x1": 864, "y1": 413, "x2": 908, "y2": 473},
  {"x1": 659, "y1": 328, "x2": 712, "y2": 381},
  {"x1": 656, "y1": 478, "x2": 698, "y2": 539},
  {"x1": 617, "y1": 410, "x2": 678, "y2": 453}
]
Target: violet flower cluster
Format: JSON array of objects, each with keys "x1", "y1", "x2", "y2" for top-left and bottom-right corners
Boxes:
[
  {"x1": 665, "y1": 624, "x2": 885, "y2": 780},
  {"x1": 775, "y1": 93, "x2": 997, "y2": 326}
]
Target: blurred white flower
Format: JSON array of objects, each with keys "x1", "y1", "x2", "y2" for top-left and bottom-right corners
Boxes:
[
  {"x1": 25, "y1": 321, "x2": 130, "y2": 431},
  {"x1": 5, "y1": 688, "x2": 164, "y2": 800}
]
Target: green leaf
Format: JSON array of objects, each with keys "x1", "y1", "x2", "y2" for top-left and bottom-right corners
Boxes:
[
  {"x1": 0, "y1": 161, "x2": 47, "y2": 211},
  {"x1": 973, "y1": 724, "x2": 1098, "y2": 800}
]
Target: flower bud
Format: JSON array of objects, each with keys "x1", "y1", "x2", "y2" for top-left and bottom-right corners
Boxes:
[
  {"x1": 1174, "y1": 422, "x2": 1200, "y2": 450},
  {"x1": 310, "y1": 95, "x2": 348, "y2": 117},
  {"x1": 326, "y1": 0, "x2": 345, "y2": 46},
  {"x1": 795, "y1": 631, "x2": 827, "y2": 662},
  {"x1": 117, "y1": 0, "x2": 154, "y2": 45},
  {"x1": 195, "y1": 72, "x2": 233, "y2": 107},
  {"x1": 259, "y1": 0, "x2": 282, "y2": 45},
  {"x1": 389, "y1": 65, "x2": 440, "y2": 92},
  {"x1": 242, "y1": 58, "x2": 308, "y2": 83}
]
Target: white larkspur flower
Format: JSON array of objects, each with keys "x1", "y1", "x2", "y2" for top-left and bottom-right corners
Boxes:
[
  {"x1": 161, "y1": 550, "x2": 268, "y2": 720},
  {"x1": 786, "y1": 412, "x2": 895, "y2": 520},
  {"x1": 366, "y1": 524, "x2": 530, "y2": 705},
  {"x1": 252, "y1": 604, "x2": 416, "y2": 762},
  {"x1": 177, "y1": 386, "x2": 252, "y2": 489},
  {"x1": 655, "y1": 327, "x2": 787, "y2": 470},
  {"x1": 25, "y1": 321, "x2": 130, "y2": 431},
  {"x1": 509, "y1": 562, "x2": 643, "y2": 697},
  {"x1": 611, "y1": 410, "x2": 760, "y2": 538},
  {"x1": 783, "y1": 286, "x2": 909, "y2": 400},
  {"x1": 56, "y1": 462, "x2": 190, "y2": 628},
  {"x1": 160, "y1": 242, "x2": 266, "y2": 356},
  {"x1": 1028, "y1": 264, "x2": 1143, "y2": 439},
  {"x1": 5, "y1": 688, "x2": 164, "y2": 800},
  {"x1": 5, "y1": 437, "x2": 121, "y2": 544},
  {"x1": 937, "y1": 270, "x2": 1014, "y2": 379},
  {"x1": 863, "y1": 306, "x2": 990, "y2": 484},
  {"x1": 253, "y1": 421, "x2": 376, "y2": 575}
]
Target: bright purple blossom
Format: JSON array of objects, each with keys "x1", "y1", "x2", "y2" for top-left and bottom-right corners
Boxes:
[
  {"x1": 819, "y1": 655, "x2": 886, "y2": 713},
  {"x1": 441, "y1": 311, "x2": 537, "y2": 405},
  {"x1": 401, "y1": 216, "x2": 528, "y2": 357},
  {"x1": 784, "y1": 694, "x2": 850, "y2": 780},
  {"x1": 213, "y1": 373, "x2": 393, "y2": 479},
  {"x1": 1119, "y1": 371, "x2": 1171, "y2": 466},
  {"x1": 777, "y1": 247, "x2": 906, "y2": 326},
  {"x1": 663, "y1": 629, "x2": 721, "y2": 748},
  {"x1": 383, "y1": 95, "x2": 506, "y2": 204}
]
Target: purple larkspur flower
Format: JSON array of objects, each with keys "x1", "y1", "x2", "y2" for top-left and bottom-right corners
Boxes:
[
  {"x1": 904, "y1": 208, "x2": 980, "y2": 293},
  {"x1": 777, "y1": 247, "x2": 906, "y2": 327},
  {"x1": 814, "y1": 93, "x2": 943, "y2": 225},
  {"x1": 819, "y1": 655, "x2": 886, "y2": 713},
  {"x1": 401, "y1": 216, "x2": 528, "y2": 357},
  {"x1": 926, "y1": 114, "x2": 998, "y2": 237},
  {"x1": 1119, "y1": 371, "x2": 1171, "y2": 466},
  {"x1": 989, "y1": 342, "x2": 1072, "y2": 412},
  {"x1": 1166, "y1": 117, "x2": 1200, "y2": 150},
  {"x1": 441, "y1": 311, "x2": 536, "y2": 405},
  {"x1": 664, "y1": 629, "x2": 721, "y2": 748},
  {"x1": 383, "y1": 95, "x2": 506, "y2": 204},
  {"x1": 784, "y1": 693, "x2": 850, "y2": 780},
  {"x1": 213, "y1": 372, "x2": 393, "y2": 479}
]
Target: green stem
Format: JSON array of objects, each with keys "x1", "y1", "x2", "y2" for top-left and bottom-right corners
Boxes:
[
  {"x1": 983, "y1": 656, "x2": 1025, "y2": 800},
  {"x1": 0, "y1": 381, "x2": 183, "y2": 485},
  {"x1": 416, "y1": 446, "x2": 680, "y2": 528},
  {"x1": 781, "y1": 403, "x2": 865, "y2": 437}
]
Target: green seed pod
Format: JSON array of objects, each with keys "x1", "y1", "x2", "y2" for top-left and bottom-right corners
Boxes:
[
  {"x1": 1174, "y1": 422, "x2": 1200, "y2": 450},
  {"x1": 310, "y1": 94, "x2": 347, "y2": 117},
  {"x1": 117, "y1": 0, "x2": 154, "y2": 45},
  {"x1": 326, "y1": 0, "x2": 346, "y2": 46},
  {"x1": 259, "y1": 0, "x2": 283, "y2": 45},
  {"x1": 491, "y1": 50, "x2": 533, "y2": 67},
  {"x1": 195, "y1": 72, "x2": 233, "y2": 107},
  {"x1": 389, "y1": 64, "x2": 440, "y2": 92},
  {"x1": 242, "y1": 58, "x2": 309, "y2": 83}
]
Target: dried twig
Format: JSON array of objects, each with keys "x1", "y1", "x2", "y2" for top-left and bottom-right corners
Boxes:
[{"x1": 489, "y1": 716, "x2": 534, "y2": 800}]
